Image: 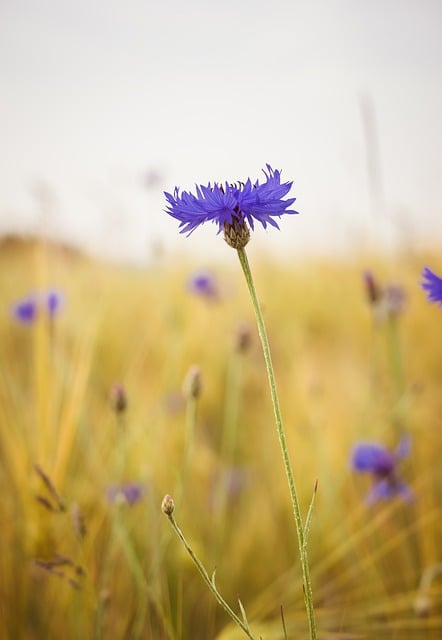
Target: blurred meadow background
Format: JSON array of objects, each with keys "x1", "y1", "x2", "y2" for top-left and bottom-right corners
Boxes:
[
  {"x1": 1, "y1": 237, "x2": 442, "y2": 639},
  {"x1": 2, "y1": 1, "x2": 442, "y2": 639}
]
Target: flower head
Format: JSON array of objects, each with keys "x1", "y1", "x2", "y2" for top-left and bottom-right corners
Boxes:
[
  {"x1": 187, "y1": 270, "x2": 219, "y2": 301},
  {"x1": 421, "y1": 267, "x2": 442, "y2": 307},
  {"x1": 12, "y1": 295, "x2": 38, "y2": 323},
  {"x1": 11, "y1": 289, "x2": 64, "y2": 324},
  {"x1": 351, "y1": 437, "x2": 413, "y2": 505},
  {"x1": 106, "y1": 482, "x2": 144, "y2": 506},
  {"x1": 45, "y1": 289, "x2": 63, "y2": 316},
  {"x1": 362, "y1": 271, "x2": 406, "y2": 320},
  {"x1": 164, "y1": 165, "x2": 298, "y2": 243}
]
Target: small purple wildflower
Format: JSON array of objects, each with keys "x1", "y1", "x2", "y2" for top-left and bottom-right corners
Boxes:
[
  {"x1": 164, "y1": 165, "x2": 298, "y2": 238},
  {"x1": 106, "y1": 482, "x2": 144, "y2": 506},
  {"x1": 45, "y1": 289, "x2": 63, "y2": 316},
  {"x1": 11, "y1": 289, "x2": 64, "y2": 324},
  {"x1": 421, "y1": 267, "x2": 442, "y2": 307},
  {"x1": 187, "y1": 270, "x2": 219, "y2": 301},
  {"x1": 12, "y1": 295, "x2": 38, "y2": 323},
  {"x1": 351, "y1": 437, "x2": 413, "y2": 506},
  {"x1": 384, "y1": 284, "x2": 407, "y2": 317},
  {"x1": 362, "y1": 271, "x2": 406, "y2": 320},
  {"x1": 209, "y1": 466, "x2": 250, "y2": 511}
]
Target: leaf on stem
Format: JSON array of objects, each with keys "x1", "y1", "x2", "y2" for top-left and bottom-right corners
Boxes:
[
  {"x1": 238, "y1": 597, "x2": 250, "y2": 631},
  {"x1": 303, "y1": 478, "x2": 318, "y2": 541}
]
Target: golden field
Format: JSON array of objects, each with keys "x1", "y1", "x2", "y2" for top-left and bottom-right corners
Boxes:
[{"x1": 0, "y1": 235, "x2": 441, "y2": 639}]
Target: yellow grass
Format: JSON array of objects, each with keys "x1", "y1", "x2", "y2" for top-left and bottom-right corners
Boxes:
[{"x1": 0, "y1": 235, "x2": 441, "y2": 639}]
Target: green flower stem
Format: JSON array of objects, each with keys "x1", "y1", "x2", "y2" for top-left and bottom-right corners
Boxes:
[
  {"x1": 165, "y1": 511, "x2": 257, "y2": 640},
  {"x1": 386, "y1": 315, "x2": 406, "y2": 436},
  {"x1": 174, "y1": 394, "x2": 198, "y2": 510},
  {"x1": 183, "y1": 395, "x2": 198, "y2": 479},
  {"x1": 212, "y1": 350, "x2": 243, "y2": 558},
  {"x1": 112, "y1": 508, "x2": 176, "y2": 640},
  {"x1": 236, "y1": 247, "x2": 317, "y2": 640}
]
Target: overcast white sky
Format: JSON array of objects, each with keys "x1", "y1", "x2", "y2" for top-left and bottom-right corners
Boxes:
[{"x1": 1, "y1": 0, "x2": 441, "y2": 263}]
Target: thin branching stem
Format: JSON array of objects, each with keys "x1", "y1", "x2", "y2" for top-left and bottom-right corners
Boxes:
[
  {"x1": 236, "y1": 246, "x2": 317, "y2": 640},
  {"x1": 165, "y1": 511, "x2": 257, "y2": 640}
]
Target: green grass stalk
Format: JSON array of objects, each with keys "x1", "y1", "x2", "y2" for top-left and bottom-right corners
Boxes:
[
  {"x1": 211, "y1": 347, "x2": 243, "y2": 558},
  {"x1": 110, "y1": 506, "x2": 176, "y2": 640},
  {"x1": 174, "y1": 371, "x2": 199, "y2": 509},
  {"x1": 385, "y1": 315, "x2": 406, "y2": 437}
]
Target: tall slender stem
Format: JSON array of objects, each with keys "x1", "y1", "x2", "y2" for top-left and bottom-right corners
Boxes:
[{"x1": 236, "y1": 247, "x2": 317, "y2": 640}]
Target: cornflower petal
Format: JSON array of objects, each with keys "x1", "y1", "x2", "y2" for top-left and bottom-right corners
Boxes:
[
  {"x1": 164, "y1": 165, "x2": 298, "y2": 236},
  {"x1": 351, "y1": 443, "x2": 395, "y2": 474},
  {"x1": 365, "y1": 479, "x2": 414, "y2": 506},
  {"x1": 351, "y1": 438, "x2": 413, "y2": 506},
  {"x1": 395, "y1": 435, "x2": 411, "y2": 460},
  {"x1": 421, "y1": 267, "x2": 442, "y2": 306}
]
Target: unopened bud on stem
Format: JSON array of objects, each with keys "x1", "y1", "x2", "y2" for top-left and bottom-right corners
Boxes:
[
  {"x1": 161, "y1": 494, "x2": 175, "y2": 516},
  {"x1": 110, "y1": 383, "x2": 127, "y2": 414},
  {"x1": 183, "y1": 365, "x2": 202, "y2": 400}
]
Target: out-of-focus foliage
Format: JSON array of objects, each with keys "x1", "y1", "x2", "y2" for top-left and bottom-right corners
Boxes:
[{"x1": 0, "y1": 235, "x2": 441, "y2": 639}]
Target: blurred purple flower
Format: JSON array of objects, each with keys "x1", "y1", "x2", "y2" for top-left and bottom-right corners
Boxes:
[
  {"x1": 187, "y1": 270, "x2": 219, "y2": 301},
  {"x1": 163, "y1": 391, "x2": 186, "y2": 414},
  {"x1": 11, "y1": 289, "x2": 64, "y2": 324},
  {"x1": 384, "y1": 284, "x2": 407, "y2": 316},
  {"x1": 421, "y1": 267, "x2": 442, "y2": 307},
  {"x1": 362, "y1": 271, "x2": 406, "y2": 320},
  {"x1": 209, "y1": 466, "x2": 250, "y2": 511},
  {"x1": 351, "y1": 437, "x2": 413, "y2": 506},
  {"x1": 106, "y1": 482, "x2": 144, "y2": 506},
  {"x1": 12, "y1": 295, "x2": 38, "y2": 323},
  {"x1": 45, "y1": 289, "x2": 63, "y2": 316}
]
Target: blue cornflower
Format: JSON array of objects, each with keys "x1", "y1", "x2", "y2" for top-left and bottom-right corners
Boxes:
[
  {"x1": 106, "y1": 482, "x2": 144, "y2": 506},
  {"x1": 45, "y1": 289, "x2": 63, "y2": 316},
  {"x1": 12, "y1": 295, "x2": 38, "y2": 323},
  {"x1": 187, "y1": 270, "x2": 219, "y2": 301},
  {"x1": 351, "y1": 437, "x2": 413, "y2": 506},
  {"x1": 164, "y1": 165, "x2": 297, "y2": 247},
  {"x1": 421, "y1": 267, "x2": 442, "y2": 307},
  {"x1": 12, "y1": 289, "x2": 64, "y2": 324},
  {"x1": 362, "y1": 270, "x2": 406, "y2": 319}
]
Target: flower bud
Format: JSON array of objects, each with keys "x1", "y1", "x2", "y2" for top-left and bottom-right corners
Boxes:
[
  {"x1": 183, "y1": 365, "x2": 202, "y2": 400},
  {"x1": 223, "y1": 219, "x2": 250, "y2": 249},
  {"x1": 234, "y1": 321, "x2": 252, "y2": 353},
  {"x1": 161, "y1": 494, "x2": 175, "y2": 516}
]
